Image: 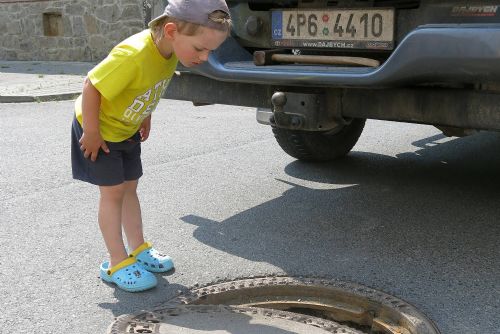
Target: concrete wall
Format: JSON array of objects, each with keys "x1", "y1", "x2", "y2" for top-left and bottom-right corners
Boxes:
[{"x1": 0, "y1": 0, "x2": 166, "y2": 62}]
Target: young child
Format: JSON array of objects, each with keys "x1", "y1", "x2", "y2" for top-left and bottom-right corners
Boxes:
[{"x1": 71, "y1": 0, "x2": 231, "y2": 292}]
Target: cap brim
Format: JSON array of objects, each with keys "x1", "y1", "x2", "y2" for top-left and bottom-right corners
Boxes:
[{"x1": 148, "y1": 14, "x2": 168, "y2": 28}]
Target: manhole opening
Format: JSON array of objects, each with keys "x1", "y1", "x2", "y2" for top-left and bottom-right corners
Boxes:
[
  {"x1": 108, "y1": 277, "x2": 441, "y2": 334},
  {"x1": 285, "y1": 307, "x2": 372, "y2": 332}
]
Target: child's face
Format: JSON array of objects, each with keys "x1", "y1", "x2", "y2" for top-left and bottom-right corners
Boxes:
[{"x1": 169, "y1": 26, "x2": 228, "y2": 67}]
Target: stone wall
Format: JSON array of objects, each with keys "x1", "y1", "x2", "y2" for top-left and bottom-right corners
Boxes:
[{"x1": 0, "y1": 0, "x2": 166, "y2": 61}]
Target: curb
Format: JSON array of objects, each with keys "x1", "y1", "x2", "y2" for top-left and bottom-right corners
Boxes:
[{"x1": 0, "y1": 92, "x2": 80, "y2": 103}]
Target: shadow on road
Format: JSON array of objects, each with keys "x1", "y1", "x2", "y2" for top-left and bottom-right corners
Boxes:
[
  {"x1": 180, "y1": 131, "x2": 500, "y2": 332},
  {"x1": 182, "y1": 131, "x2": 500, "y2": 273},
  {"x1": 98, "y1": 271, "x2": 188, "y2": 317}
]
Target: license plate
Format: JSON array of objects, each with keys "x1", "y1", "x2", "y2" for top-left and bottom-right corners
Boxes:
[{"x1": 272, "y1": 8, "x2": 395, "y2": 50}]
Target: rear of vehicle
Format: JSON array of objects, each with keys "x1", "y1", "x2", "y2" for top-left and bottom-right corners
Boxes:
[{"x1": 166, "y1": 1, "x2": 500, "y2": 161}]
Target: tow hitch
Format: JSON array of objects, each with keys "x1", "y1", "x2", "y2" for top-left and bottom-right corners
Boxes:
[{"x1": 267, "y1": 90, "x2": 347, "y2": 131}]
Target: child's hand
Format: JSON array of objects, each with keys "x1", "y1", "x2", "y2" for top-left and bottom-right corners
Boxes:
[
  {"x1": 79, "y1": 131, "x2": 110, "y2": 162},
  {"x1": 140, "y1": 115, "x2": 152, "y2": 142}
]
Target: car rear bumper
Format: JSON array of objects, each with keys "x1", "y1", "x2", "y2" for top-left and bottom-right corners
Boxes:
[{"x1": 190, "y1": 25, "x2": 500, "y2": 87}]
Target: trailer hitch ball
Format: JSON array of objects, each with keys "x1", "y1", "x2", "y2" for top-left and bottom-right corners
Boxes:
[
  {"x1": 271, "y1": 92, "x2": 303, "y2": 128},
  {"x1": 271, "y1": 92, "x2": 287, "y2": 113}
]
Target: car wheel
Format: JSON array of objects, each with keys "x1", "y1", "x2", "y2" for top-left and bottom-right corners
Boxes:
[{"x1": 271, "y1": 118, "x2": 366, "y2": 162}]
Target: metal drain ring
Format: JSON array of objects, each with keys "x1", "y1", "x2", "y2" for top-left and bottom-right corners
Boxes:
[{"x1": 162, "y1": 276, "x2": 440, "y2": 334}]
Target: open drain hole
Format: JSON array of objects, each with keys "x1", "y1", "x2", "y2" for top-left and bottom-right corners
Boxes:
[
  {"x1": 285, "y1": 307, "x2": 372, "y2": 332},
  {"x1": 108, "y1": 277, "x2": 440, "y2": 334}
]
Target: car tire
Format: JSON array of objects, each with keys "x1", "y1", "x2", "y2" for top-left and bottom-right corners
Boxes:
[{"x1": 271, "y1": 118, "x2": 366, "y2": 162}]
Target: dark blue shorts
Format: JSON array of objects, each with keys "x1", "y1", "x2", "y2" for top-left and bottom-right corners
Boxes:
[{"x1": 71, "y1": 116, "x2": 143, "y2": 186}]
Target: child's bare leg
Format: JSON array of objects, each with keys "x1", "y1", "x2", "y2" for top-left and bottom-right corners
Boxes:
[
  {"x1": 122, "y1": 180, "x2": 145, "y2": 252},
  {"x1": 99, "y1": 184, "x2": 128, "y2": 267}
]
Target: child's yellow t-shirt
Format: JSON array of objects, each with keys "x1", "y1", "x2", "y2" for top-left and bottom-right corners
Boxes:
[{"x1": 74, "y1": 29, "x2": 178, "y2": 142}]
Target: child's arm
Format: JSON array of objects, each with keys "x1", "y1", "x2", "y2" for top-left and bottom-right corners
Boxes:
[
  {"x1": 139, "y1": 114, "x2": 152, "y2": 142},
  {"x1": 79, "y1": 77, "x2": 110, "y2": 162}
]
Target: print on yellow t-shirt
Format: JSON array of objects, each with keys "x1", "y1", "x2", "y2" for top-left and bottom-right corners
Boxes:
[{"x1": 122, "y1": 78, "x2": 170, "y2": 125}]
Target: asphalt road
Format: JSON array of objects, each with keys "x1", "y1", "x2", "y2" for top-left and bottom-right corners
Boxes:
[{"x1": 0, "y1": 99, "x2": 499, "y2": 334}]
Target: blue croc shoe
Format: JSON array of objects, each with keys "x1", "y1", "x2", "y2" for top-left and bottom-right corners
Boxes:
[
  {"x1": 100, "y1": 257, "x2": 157, "y2": 292},
  {"x1": 129, "y1": 241, "x2": 174, "y2": 273}
]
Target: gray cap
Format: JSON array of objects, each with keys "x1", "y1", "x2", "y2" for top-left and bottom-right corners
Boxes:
[{"x1": 148, "y1": 0, "x2": 230, "y2": 31}]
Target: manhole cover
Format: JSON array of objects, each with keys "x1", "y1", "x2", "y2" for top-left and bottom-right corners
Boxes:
[{"x1": 108, "y1": 276, "x2": 440, "y2": 334}]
